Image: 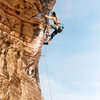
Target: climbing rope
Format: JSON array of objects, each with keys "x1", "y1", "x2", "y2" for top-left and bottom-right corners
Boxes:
[{"x1": 41, "y1": 46, "x2": 53, "y2": 100}]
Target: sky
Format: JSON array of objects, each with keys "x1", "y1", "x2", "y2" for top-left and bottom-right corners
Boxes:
[{"x1": 39, "y1": 0, "x2": 100, "y2": 100}]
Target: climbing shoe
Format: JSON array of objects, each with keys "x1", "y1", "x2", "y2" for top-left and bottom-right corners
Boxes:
[{"x1": 44, "y1": 42, "x2": 48, "y2": 45}]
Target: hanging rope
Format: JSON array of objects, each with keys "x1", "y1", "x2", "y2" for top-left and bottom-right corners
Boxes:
[
  {"x1": 42, "y1": 46, "x2": 47, "y2": 57},
  {"x1": 42, "y1": 46, "x2": 53, "y2": 100}
]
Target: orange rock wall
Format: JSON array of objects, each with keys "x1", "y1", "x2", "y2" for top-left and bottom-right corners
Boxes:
[{"x1": 0, "y1": 0, "x2": 56, "y2": 100}]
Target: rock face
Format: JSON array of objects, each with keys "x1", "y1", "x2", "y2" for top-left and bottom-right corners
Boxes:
[{"x1": 0, "y1": 0, "x2": 56, "y2": 100}]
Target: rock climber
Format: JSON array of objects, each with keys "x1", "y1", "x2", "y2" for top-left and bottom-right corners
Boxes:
[{"x1": 44, "y1": 11, "x2": 64, "y2": 45}]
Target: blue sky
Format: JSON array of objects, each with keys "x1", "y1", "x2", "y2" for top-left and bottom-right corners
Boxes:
[{"x1": 39, "y1": 0, "x2": 100, "y2": 100}]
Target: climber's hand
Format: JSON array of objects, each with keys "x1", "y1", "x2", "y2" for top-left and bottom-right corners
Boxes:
[{"x1": 45, "y1": 15, "x2": 48, "y2": 18}]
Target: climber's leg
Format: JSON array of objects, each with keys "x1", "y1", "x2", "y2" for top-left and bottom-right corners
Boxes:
[
  {"x1": 50, "y1": 24, "x2": 58, "y2": 30},
  {"x1": 44, "y1": 30, "x2": 58, "y2": 45},
  {"x1": 47, "y1": 24, "x2": 57, "y2": 36},
  {"x1": 51, "y1": 30, "x2": 58, "y2": 39}
]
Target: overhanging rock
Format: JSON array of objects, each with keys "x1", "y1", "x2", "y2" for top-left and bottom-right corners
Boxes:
[{"x1": 0, "y1": 0, "x2": 56, "y2": 100}]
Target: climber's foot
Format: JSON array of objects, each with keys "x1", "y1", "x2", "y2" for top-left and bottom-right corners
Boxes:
[{"x1": 44, "y1": 42, "x2": 48, "y2": 45}]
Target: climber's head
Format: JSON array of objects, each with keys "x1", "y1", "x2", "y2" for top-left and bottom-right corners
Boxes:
[{"x1": 51, "y1": 11, "x2": 56, "y2": 17}]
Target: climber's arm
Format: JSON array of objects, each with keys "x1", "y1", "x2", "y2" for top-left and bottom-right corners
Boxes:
[{"x1": 45, "y1": 15, "x2": 54, "y2": 20}]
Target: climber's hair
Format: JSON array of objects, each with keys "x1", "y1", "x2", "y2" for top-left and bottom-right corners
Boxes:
[{"x1": 51, "y1": 11, "x2": 56, "y2": 17}]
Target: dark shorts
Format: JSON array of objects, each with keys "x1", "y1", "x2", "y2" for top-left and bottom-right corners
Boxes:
[{"x1": 50, "y1": 24, "x2": 62, "y2": 32}]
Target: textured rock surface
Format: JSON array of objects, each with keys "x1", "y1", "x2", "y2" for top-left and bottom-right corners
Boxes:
[{"x1": 0, "y1": 0, "x2": 56, "y2": 100}]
